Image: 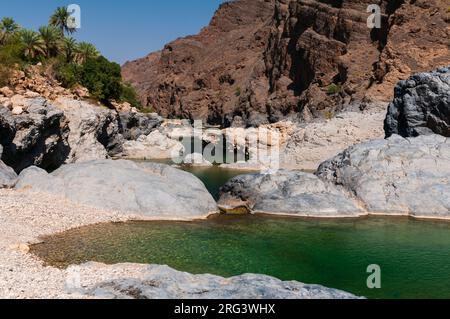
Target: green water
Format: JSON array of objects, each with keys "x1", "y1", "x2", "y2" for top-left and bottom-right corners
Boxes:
[
  {"x1": 180, "y1": 166, "x2": 254, "y2": 200},
  {"x1": 31, "y1": 215, "x2": 450, "y2": 299},
  {"x1": 143, "y1": 159, "x2": 253, "y2": 200}
]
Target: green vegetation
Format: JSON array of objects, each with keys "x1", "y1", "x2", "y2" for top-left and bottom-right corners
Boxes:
[
  {"x1": 61, "y1": 37, "x2": 77, "y2": 63},
  {"x1": 324, "y1": 110, "x2": 334, "y2": 120},
  {"x1": 79, "y1": 56, "x2": 122, "y2": 102},
  {"x1": 0, "y1": 35, "x2": 23, "y2": 86},
  {"x1": 0, "y1": 9, "x2": 141, "y2": 108},
  {"x1": 326, "y1": 83, "x2": 341, "y2": 95},
  {"x1": 0, "y1": 55, "x2": 16, "y2": 87},
  {"x1": 53, "y1": 59, "x2": 80, "y2": 87},
  {"x1": 0, "y1": 17, "x2": 20, "y2": 45},
  {"x1": 121, "y1": 83, "x2": 142, "y2": 108},
  {"x1": 49, "y1": 6, "x2": 76, "y2": 36},
  {"x1": 75, "y1": 42, "x2": 99, "y2": 64},
  {"x1": 235, "y1": 86, "x2": 241, "y2": 97}
]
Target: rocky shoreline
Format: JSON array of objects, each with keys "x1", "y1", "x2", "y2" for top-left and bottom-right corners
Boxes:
[
  {"x1": 219, "y1": 134, "x2": 450, "y2": 220},
  {"x1": 0, "y1": 189, "x2": 360, "y2": 299},
  {"x1": 219, "y1": 67, "x2": 450, "y2": 219},
  {"x1": 0, "y1": 67, "x2": 448, "y2": 299}
]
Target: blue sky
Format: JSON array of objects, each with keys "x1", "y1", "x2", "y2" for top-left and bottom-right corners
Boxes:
[{"x1": 1, "y1": 0, "x2": 226, "y2": 65}]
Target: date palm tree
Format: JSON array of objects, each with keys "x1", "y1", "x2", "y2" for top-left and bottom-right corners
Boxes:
[
  {"x1": 62, "y1": 37, "x2": 77, "y2": 63},
  {"x1": 49, "y1": 7, "x2": 76, "y2": 36},
  {"x1": 38, "y1": 25, "x2": 62, "y2": 58},
  {"x1": 20, "y1": 29, "x2": 44, "y2": 60},
  {"x1": 75, "y1": 42, "x2": 99, "y2": 64},
  {"x1": 0, "y1": 17, "x2": 20, "y2": 45}
]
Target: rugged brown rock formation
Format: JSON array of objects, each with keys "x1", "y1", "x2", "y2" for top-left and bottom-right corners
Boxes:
[
  {"x1": 123, "y1": 0, "x2": 275, "y2": 127},
  {"x1": 122, "y1": 0, "x2": 450, "y2": 127}
]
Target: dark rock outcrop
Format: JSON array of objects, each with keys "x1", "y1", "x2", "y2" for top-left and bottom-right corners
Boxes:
[
  {"x1": 385, "y1": 66, "x2": 450, "y2": 137},
  {"x1": 0, "y1": 98, "x2": 70, "y2": 173},
  {"x1": 119, "y1": 112, "x2": 163, "y2": 140},
  {"x1": 0, "y1": 95, "x2": 166, "y2": 172},
  {"x1": 0, "y1": 145, "x2": 17, "y2": 188},
  {"x1": 123, "y1": 0, "x2": 450, "y2": 126}
]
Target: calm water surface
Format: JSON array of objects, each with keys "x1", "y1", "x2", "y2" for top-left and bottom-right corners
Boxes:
[
  {"x1": 31, "y1": 215, "x2": 450, "y2": 299},
  {"x1": 143, "y1": 159, "x2": 254, "y2": 200}
]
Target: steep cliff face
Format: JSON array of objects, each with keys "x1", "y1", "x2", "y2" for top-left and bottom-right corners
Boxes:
[
  {"x1": 122, "y1": 0, "x2": 275, "y2": 126},
  {"x1": 122, "y1": 0, "x2": 450, "y2": 127}
]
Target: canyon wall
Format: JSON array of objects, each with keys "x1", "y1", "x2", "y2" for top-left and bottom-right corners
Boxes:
[{"x1": 122, "y1": 0, "x2": 450, "y2": 127}]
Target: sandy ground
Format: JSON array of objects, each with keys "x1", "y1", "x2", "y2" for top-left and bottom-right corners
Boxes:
[
  {"x1": 0, "y1": 189, "x2": 130, "y2": 299},
  {"x1": 281, "y1": 110, "x2": 386, "y2": 171}
]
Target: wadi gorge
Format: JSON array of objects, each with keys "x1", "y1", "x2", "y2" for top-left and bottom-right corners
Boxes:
[
  {"x1": 1, "y1": 67, "x2": 449, "y2": 217},
  {"x1": 0, "y1": 0, "x2": 449, "y2": 300},
  {"x1": 123, "y1": 0, "x2": 450, "y2": 127}
]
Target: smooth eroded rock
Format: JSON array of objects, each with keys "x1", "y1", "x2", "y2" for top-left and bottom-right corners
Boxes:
[
  {"x1": 220, "y1": 135, "x2": 450, "y2": 219},
  {"x1": 76, "y1": 263, "x2": 361, "y2": 299},
  {"x1": 183, "y1": 153, "x2": 213, "y2": 166},
  {"x1": 122, "y1": 130, "x2": 184, "y2": 160},
  {"x1": 218, "y1": 170, "x2": 363, "y2": 217},
  {"x1": 317, "y1": 135, "x2": 450, "y2": 218},
  {"x1": 15, "y1": 160, "x2": 217, "y2": 219}
]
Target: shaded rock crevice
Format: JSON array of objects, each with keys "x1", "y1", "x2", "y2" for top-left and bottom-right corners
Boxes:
[
  {"x1": 0, "y1": 99, "x2": 70, "y2": 173},
  {"x1": 0, "y1": 96, "x2": 164, "y2": 174}
]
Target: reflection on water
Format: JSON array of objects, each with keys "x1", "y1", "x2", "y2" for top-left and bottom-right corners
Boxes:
[{"x1": 137, "y1": 159, "x2": 253, "y2": 200}]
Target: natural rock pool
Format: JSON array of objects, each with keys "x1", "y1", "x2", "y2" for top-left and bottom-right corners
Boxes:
[
  {"x1": 138, "y1": 160, "x2": 254, "y2": 200},
  {"x1": 178, "y1": 166, "x2": 254, "y2": 200},
  {"x1": 31, "y1": 215, "x2": 450, "y2": 299}
]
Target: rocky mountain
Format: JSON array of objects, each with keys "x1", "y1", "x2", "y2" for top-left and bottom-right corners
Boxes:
[{"x1": 122, "y1": 0, "x2": 450, "y2": 127}]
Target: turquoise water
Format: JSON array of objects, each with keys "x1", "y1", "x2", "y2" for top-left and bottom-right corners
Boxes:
[{"x1": 31, "y1": 215, "x2": 450, "y2": 299}]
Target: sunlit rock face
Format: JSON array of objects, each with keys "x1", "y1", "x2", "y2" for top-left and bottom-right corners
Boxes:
[
  {"x1": 123, "y1": 0, "x2": 450, "y2": 127},
  {"x1": 15, "y1": 160, "x2": 218, "y2": 219},
  {"x1": 74, "y1": 263, "x2": 362, "y2": 299},
  {"x1": 220, "y1": 134, "x2": 450, "y2": 219}
]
